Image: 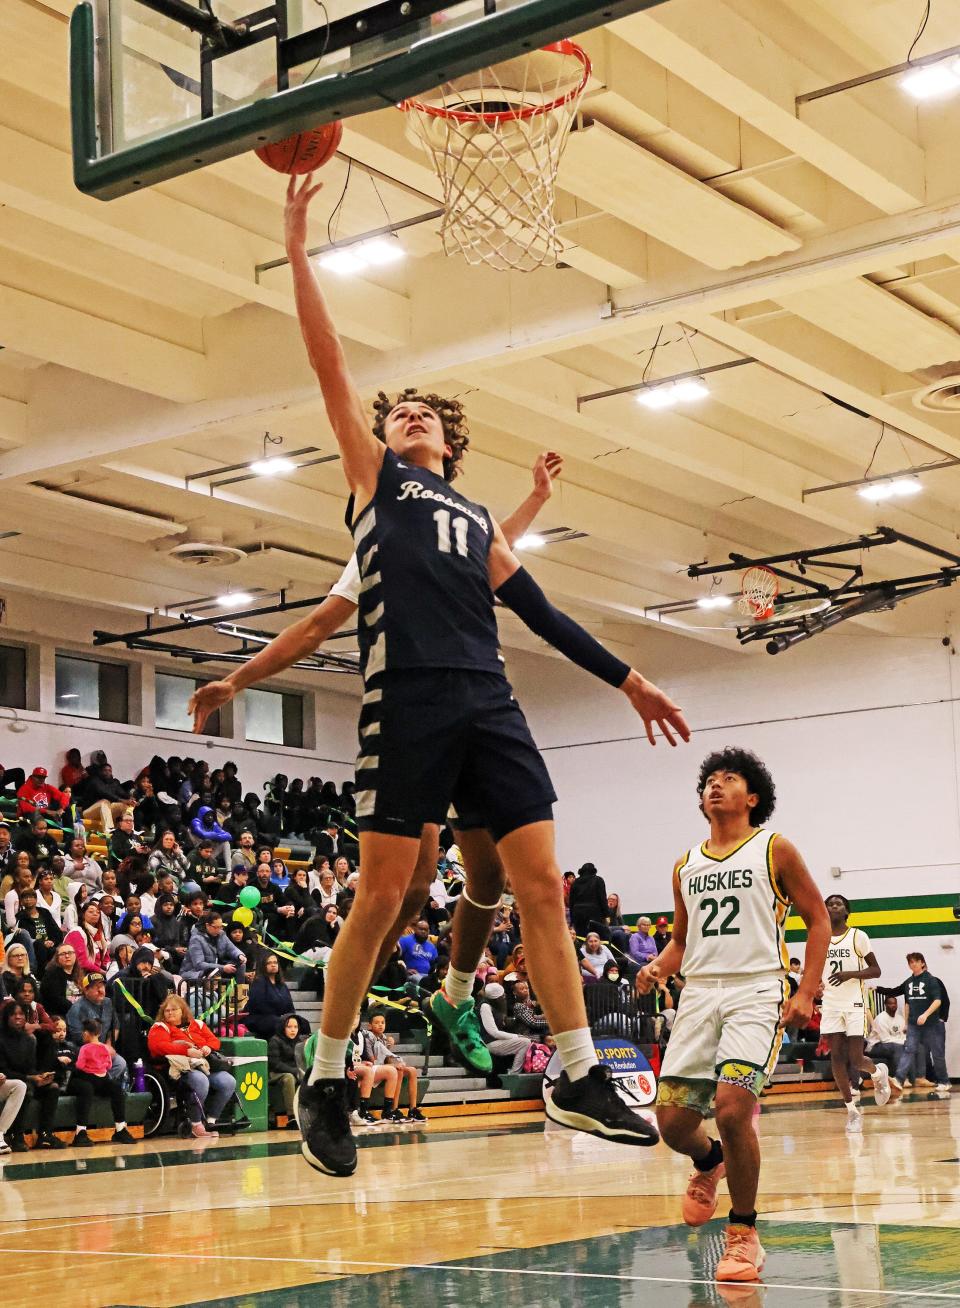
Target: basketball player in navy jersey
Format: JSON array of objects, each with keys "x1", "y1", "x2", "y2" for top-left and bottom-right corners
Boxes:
[
  {"x1": 283, "y1": 173, "x2": 691, "y2": 1177},
  {"x1": 189, "y1": 452, "x2": 566, "y2": 1077}
]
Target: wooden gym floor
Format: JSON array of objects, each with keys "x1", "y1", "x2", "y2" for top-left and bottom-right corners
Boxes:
[{"x1": 0, "y1": 1092, "x2": 957, "y2": 1306}]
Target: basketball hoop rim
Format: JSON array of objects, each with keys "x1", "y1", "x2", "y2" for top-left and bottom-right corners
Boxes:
[{"x1": 399, "y1": 40, "x2": 591, "y2": 125}]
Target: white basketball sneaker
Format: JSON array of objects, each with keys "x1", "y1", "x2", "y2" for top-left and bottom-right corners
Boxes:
[
  {"x1": 872, "y1": 1063, "x2": 891, "y2": 1107},
  {"x1": 845, "y1": 1104, "x2": 863, "y2": 1133}
]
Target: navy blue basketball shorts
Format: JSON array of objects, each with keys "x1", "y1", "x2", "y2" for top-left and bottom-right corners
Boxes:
[{"x1": 353, "y1": 668, "x2": 556, "y2": 842}]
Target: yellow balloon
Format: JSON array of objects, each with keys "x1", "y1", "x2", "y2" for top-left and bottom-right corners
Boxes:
[{"x1": 233, "y1": 906, "x2": 254, "y2": 927}]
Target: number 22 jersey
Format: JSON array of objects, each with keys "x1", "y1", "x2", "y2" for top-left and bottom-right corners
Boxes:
[
  {"x1": 677, "y1": 829, "x2": 790, "y2": 979},
  {"x1": 349, "y1": 448, "x2": 506, "y2": 683}
]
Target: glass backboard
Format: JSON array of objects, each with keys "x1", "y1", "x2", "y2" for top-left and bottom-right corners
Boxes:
[{"x1": 71, "y1": 0, "x2": 670, "y2": 198}]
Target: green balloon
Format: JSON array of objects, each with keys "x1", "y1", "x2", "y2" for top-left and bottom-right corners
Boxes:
[{"x1": 238, "y1": 885, "x2": 261, "y2": 909}]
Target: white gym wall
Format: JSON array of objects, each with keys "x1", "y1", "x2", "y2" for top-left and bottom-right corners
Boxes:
[{"x1": 510, "y1": 625, "x2": 960, "y2": 1064}]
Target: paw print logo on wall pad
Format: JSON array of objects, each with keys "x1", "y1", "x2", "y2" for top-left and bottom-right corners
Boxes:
[{"x1": 240, "y1": 1071, "x2": 264, "y2": 1101}]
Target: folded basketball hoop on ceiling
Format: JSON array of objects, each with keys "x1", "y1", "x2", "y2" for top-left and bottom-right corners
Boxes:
[{"x1": 400, "y1": 41, "x2": 590, "y2": 272}]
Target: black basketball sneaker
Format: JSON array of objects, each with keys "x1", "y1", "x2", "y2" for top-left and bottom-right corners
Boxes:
[
  {"x1": 546, "y1": 1064, "x2": 660, "y2": 1145},
  {"x1": 295, "y1": 1080, "x2": 357, "y2": 1176}
]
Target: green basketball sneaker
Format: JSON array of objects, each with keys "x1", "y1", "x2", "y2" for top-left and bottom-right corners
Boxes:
[{"x1": 429, "y1": 991, "x2": 493, "y2": 1075}]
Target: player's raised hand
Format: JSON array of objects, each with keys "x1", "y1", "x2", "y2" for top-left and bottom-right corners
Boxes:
[
  {"x1": 620, "y1": 670, "x2": 691, "y2": 747},
  {"x1": 188, "y1": 680, "x2": 235, "y2": 734},
  {"x1": 635, "y1": 961, "x2": 661, "y2": 995},
  {"x1": 532, "y1": 451, "x2": 563, "y2": 500},
  {"x1": 284, "y1": 173, "x2": 324, "y2": 250},
  {"x1": 780, "y1": 990, "x2": 814, "y2": 1030}
]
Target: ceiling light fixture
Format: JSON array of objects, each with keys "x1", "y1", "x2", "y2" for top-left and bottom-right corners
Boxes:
[
  {"x1": 319, "y1": 236, "x2": 405, "y2": 276},
  {"x1": 216, "y1": 592, "x2": 254, "y2": 608},
  {"x1": 636, "y1": 378, "x2": 710, "y2": 410},
  {"x1": 857, "y1": 477, "x2": 923, "y2": 503},
  {"x1": 900, "y1": 59, "x2": 960, "y2": 99},
  {"x1": 515, "y1": 534, "x2": 546, "y2": 550},
  {"x1": 248, "y1": 456, "x2": 297, "y2": 477},
  {"x1": 696, "y1": 594, "x2": 734, "y2": 610}
]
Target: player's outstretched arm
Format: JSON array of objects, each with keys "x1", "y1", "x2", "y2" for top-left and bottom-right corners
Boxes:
[
  {"x1": 500, "y1": 451, "x2": 563, "y2": 548},
  {"x1": 187, "y1": 594, "x2": 357, "y2": 733},
  {"x1": 283, "y1": 175, "x2": 382, "y2": 501},
  {"x1": 636, "y1": 865, "x2": 686, "y2": 992},
  {"x1": 488, "y1": 524, "x2": 690, "y2": 746},
  {"x1": 776, "y1": 838, "x2": 830, "y2": 1028}
]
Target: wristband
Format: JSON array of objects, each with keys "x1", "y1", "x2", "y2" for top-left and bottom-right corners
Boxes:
[{"x1": 495, "y1": 566, "x2": 630, "y2": 688}]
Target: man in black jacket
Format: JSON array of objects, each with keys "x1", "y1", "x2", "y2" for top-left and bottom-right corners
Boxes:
[
  {"x1": 313, "y1": 819, "x2": 344, "y2": 863},
  {"x1": 880, "y1": 953, "x2": 950, "y2": 1094},
  {"x1": 568, "y1": 862, "x2": 608, "y2": 938},
  {"x1": 108, "y1": 813, "x2": 147, "y2": 869},
  {"x1": 81, "y1": 764, "x2": 132, "y2": 835}
]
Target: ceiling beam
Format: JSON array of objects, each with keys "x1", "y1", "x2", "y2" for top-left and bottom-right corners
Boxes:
[
  {"x1": 775, "y1": 277, "x2": 960, "y2": 372},
  {"x1": 612, "y1": 0, "x2": 925, "y2": 214},
  {"x1": 0, "y1": 119, "x2": 409, "y2": 352},
  {"x1": 464, "y1": 355, "x2": 960, "y2": 567},
  {"x1": 0, "y1": 280, "x2": 207, "y2": 401},
  {"x1": 560, "y1": 123, "x2": 800, "y2": 269}
]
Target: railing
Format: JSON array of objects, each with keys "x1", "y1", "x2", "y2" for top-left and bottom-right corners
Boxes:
[
  {"x1": 114, "y1": 975, "x2": 243, "y2": 1064},
  {"x1": 583, "y1": 981, "x2": 656, "y2": 1043}
]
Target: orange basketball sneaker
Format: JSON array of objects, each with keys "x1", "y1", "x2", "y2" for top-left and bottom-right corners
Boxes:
[
  {"x1": 681, "y1": 1161, "x2": 726, "y2": 1225},
  {"x1": 716, "y1": 1224, "x2": 766, "y2": 1283}
]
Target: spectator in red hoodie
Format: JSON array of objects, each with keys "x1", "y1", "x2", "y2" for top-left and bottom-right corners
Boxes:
[{"x1": 17, "y1": 769, "x2": 71, "y2": 823}]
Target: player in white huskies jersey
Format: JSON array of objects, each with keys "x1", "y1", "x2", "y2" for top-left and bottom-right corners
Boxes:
[
  {"x1": 637, "y1": 747, "x2": 829, "y2": 1285},
  {"x1": 822, "y1": 894, "x2": 892, "y2": 1130}
]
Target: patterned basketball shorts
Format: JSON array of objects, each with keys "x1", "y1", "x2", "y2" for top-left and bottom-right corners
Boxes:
[{"x1": 656, "y1": 973, "x2": 789, "y2": 1115}]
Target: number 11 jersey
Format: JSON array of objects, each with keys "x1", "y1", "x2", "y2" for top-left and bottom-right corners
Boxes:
[
  {"x1": 349, "y1": 448, "x2": 505, "y2": 682},
  {"x1": 677, "y1": 829, "x2": 791, "y2": 979}
]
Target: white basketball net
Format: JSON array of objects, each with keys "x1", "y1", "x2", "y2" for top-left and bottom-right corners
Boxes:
[
  {"x1": 401, "y1": 42, "x2": 589, "y2": 273},
  {"x1": 738, "y1": 566, "x2": 780, "y2": 620}
]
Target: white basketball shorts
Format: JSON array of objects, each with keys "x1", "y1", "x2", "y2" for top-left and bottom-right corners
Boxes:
[
  {"x1": 819, "y1": 1002, "x2": 868, "y2": 1038},
  {"x1": 656, "y1": 973, "x2": 789, "y2": 1115}
]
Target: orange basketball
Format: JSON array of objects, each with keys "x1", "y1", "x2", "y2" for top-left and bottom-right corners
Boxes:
[{"x1": 255, "y1": 120, "x2": 343, "y2": 175}]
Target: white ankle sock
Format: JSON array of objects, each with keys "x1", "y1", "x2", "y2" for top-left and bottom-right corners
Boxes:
[
  {"x1": 115, "y1": 1121, "x2": 126, "y2": 1131},
  {"x1": 443, "y1": 966, "x2": 475, "y2": 1008},
  {"x1": 554, "y1": 1028, "x2": 599, "y2": 1084},
  {"x1": 310, "y1": 1035, "x2": 349, "y2": 1084}
]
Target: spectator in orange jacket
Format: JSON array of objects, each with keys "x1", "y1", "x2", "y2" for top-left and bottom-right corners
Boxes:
[{"x1": 147, "y1": 993, "x2": 236, "y2": 1138}]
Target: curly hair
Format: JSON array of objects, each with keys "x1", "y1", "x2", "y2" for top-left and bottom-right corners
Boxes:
[
  {"x1": 372, "y1": 388, "x2": 469, "y2": 482},
  {"x1": 697, "y1": 746, "x2": 776, "y2": 827}
]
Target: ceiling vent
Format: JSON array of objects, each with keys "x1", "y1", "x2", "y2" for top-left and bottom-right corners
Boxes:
[
  {"x1": 912, "y1": 363, "x2": 960, "y2": 413},
  {"x1": 167, "y1": 541, "x2": 246, "y2": 568}
]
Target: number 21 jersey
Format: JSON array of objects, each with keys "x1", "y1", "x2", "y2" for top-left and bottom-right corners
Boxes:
[
  {"x1": 822, "y1": 928, "x2": 871, "y2": 1007},
  {"x1": 678, "y1": 829, "x2": 790, "y2": 979},
  {"x1": 349, "y1": 448, "x2": 505, "y2": 682}
]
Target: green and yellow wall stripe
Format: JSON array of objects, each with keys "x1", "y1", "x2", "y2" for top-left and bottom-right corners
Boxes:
[{"x1": 626, "y1": 892, "x2": 960, "y2": 943}]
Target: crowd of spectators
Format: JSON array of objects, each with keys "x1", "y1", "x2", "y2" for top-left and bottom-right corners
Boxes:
[
  {"x1": 11, "y1": 745, "x2": 939, "y2": 1146},
  {"x1": 0, "y1": 747, "x2": 361, "y2": 1146}
]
